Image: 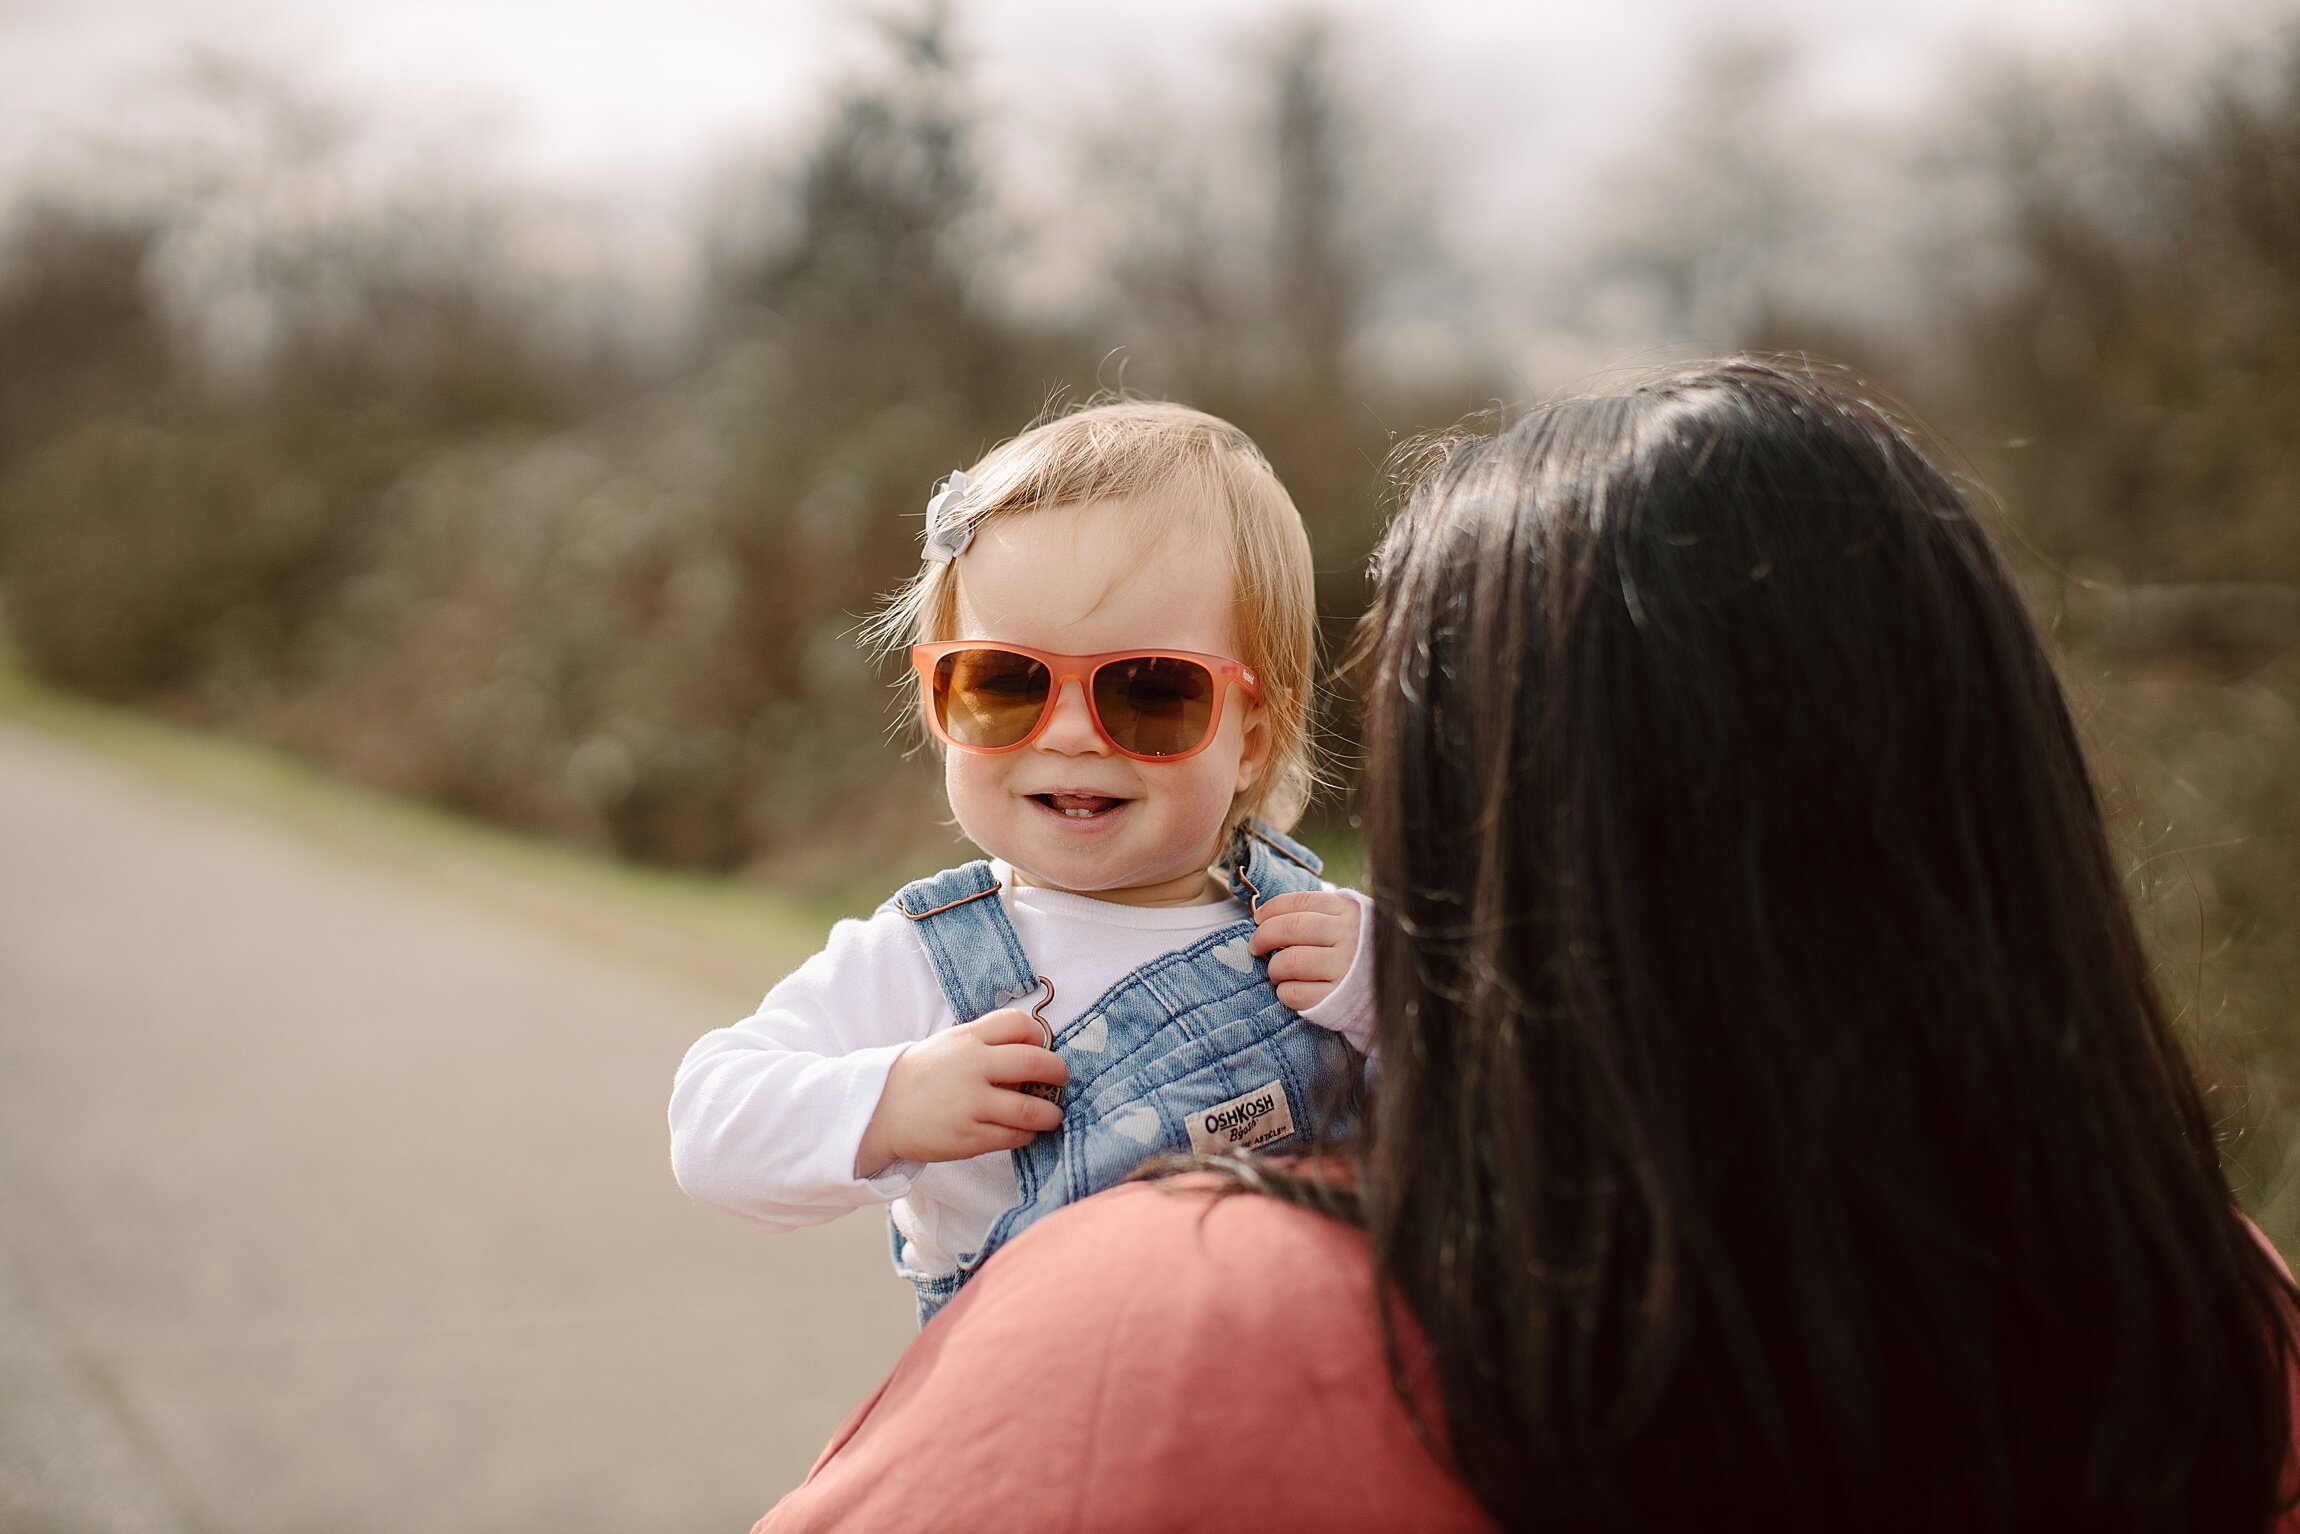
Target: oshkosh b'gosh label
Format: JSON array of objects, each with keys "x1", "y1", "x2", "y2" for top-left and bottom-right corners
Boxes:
[{"x1": 1186, "y1": 1078, "x2": 1297, "y2": 1154}]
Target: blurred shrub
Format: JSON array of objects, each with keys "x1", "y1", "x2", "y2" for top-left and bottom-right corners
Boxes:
[
  {"x1": 0, "y1": 209, "x2": 173, "y2": 458},
  {"x1": 0, "y1": 170, "x2": 582, "y2": 701},
  {"x1": 255, "y1": 343, "x2": 946, "y2": 875},
  {"x1": 1, "y1": 416, "x2": 315, "y2": 695},
  {"x1": 1952, "y1": 45, "x2": 2300, "y2": 588},
  {"x1": 1938, "y1": 34, "x2": 2300, "y2": 1234},
  {"x1": 0, "y1": 209, "x2": 206, "y2": 694}
]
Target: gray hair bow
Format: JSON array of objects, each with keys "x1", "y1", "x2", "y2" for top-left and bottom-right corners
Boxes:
[{"x1": 922, "y1": 471, "x2": 972, "y2": 563}]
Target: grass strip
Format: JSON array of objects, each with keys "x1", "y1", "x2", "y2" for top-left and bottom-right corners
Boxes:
[{"x1": 0, "y1": 652, "x2": 821, "y2": 1009}]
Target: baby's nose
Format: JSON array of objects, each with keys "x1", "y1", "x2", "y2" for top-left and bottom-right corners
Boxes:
[{"x1": 1034, "y1": 679, "x2": 1109, "y2": 755}]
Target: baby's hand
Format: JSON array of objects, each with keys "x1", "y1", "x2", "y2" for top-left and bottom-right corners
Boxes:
[
  {"x1": 854, "y1": 1009, "x2": 1068, "y2": 1178},
  {"x1": 1249, "y1": 890, "x2": 1362, "y2": 1013}
]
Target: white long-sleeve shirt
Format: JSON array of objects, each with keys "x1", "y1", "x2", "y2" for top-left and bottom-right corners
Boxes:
[{"x1": 668, "y1": 866, "x2": 1373, "y2": 1276}]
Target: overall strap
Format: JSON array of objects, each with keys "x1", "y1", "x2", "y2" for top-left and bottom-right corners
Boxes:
[
  {"x1": 886, "y1": 861, "x2": 1044, "y2": 1023},
  {"x1": 1222, "y1": 820, "x2": 1327, "y2": 912}
]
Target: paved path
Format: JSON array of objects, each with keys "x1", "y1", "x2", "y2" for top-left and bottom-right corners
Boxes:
[{"x1": 0, "y1": 721, "x2": 914, "y2": 1533}]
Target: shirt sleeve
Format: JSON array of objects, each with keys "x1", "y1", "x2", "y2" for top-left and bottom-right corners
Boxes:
[
  {"x1": 1299, "y1": 886, "x2": 1378, "y2": 1058},
  {"x1": 668, "y1": 908, "x2": 950, "y2": 1229}
]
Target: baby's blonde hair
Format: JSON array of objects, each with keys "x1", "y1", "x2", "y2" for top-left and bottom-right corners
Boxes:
[{"x1": 872, "y1": 398, "x2": 1320, "y2": 834}]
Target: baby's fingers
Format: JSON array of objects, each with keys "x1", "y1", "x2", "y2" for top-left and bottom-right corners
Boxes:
[
  {"x1": 978, "y1": 1087, "x2": 1064, "y2": 1135},
  {"x1": 965, "y1": 1008, "x2": 1051, "y2": 1047},
  {"x1": 967, "y1": 1123, "x2": 1038, "y2": 1154},
  {"x1": 1274, "y1": 979, "x2": 1337, "y2": 1012},
  {"x1": 1250, "y1": 908, "x2": 1354, "y2": 957},
  {"x1": 985, "y1": 1042, "x2": 1068, "y2": 1089},
  {"x1": 1254, "y1": 890, "x2": 1349, "y2": 920},
  {"x1": 1266, "y1": 941, "x2": 1348, "y2": 985}
]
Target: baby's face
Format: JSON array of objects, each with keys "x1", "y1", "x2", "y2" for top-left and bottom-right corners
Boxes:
[{"x1": 939, "y1": 500, "x2": 1269, "y2": 907}]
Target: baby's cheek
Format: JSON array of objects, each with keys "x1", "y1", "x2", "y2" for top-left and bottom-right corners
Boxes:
[
  {"x1": 1176, "y1": 760, "x2": 1251, "y2": 838},
  {"x1": 941, "y1": 752, "x2": 1007, "y2": 846}
]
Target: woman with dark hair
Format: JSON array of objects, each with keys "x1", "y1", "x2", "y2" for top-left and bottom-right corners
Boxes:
[{"x1": 757, "y1": 360, "x2": 2300, "y2": 1533}]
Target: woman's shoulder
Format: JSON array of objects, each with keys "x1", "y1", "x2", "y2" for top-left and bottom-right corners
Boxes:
[
  {"x1": 899, "y1": 1175, "x2": 1400, "y2": 1394},
  {"x1": 761, "y1": 1177, "x2": 1496, "y2": 1534},
  {"x1": 949, "y1": 1174, "x2": 1424, "y2": 1365},
  {"x1": 1015, "y1": 1173, "x2": 1368, "y2": 1288}
]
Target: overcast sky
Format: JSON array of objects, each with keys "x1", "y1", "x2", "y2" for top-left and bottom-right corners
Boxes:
[
  {"x1": 0, "y1": 0, "x2": 2265, "y2": 210},
  {"x1": 0, "y1": 0, "x2": 2278, "y2": 380}
]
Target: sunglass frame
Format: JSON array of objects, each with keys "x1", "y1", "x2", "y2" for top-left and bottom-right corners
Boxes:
[{"x1": 908, "y1": 640, "x2": 1262, "y2": 763}]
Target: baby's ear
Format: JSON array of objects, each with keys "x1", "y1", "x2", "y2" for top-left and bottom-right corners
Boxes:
[{"x1": 1233, "y1": 696, "x2": 1272, "y2": 793}]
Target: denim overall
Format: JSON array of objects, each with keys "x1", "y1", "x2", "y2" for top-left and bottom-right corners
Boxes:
[{"x1": 885, "y1": 821, "x2": 1359, "y2": 1323}]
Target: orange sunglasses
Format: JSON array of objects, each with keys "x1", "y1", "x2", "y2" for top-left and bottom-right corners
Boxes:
[{"x1": 910, "y1": 642, "x2": 1261, "y2": 762}]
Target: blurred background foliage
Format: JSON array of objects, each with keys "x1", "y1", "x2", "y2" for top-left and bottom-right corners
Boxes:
[{"x1": 1, "y1": 9, "x2": 2296, "y2": 1228}]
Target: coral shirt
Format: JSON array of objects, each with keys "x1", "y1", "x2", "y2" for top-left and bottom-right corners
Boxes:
[
  {"x1": 758, "y1": 1187, "x2": 2300, "y2": 1533},
  {"x1": 755, "y1": 1180, "x2": 1496, "y2": 1534}
]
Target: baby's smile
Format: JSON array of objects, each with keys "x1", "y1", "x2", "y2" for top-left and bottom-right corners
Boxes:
[{"x1": 1033, "y1": 791, "x2": 1129, "y2": 820}]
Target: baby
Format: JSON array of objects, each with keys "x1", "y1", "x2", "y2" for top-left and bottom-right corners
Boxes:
[{"x1": 668, "y1": 401, "x2": 1373, "y2": 1322}]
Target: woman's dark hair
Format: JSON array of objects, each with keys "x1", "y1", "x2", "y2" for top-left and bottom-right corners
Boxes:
[{"x1": 1323, "y1": 360, "x2": 2293, "y2": 1530}]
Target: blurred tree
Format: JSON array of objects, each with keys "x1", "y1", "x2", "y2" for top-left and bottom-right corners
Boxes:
[
  {"x1": 651, "y1": 2, "x2": 1096, "y2": 869},
  {"x1": 720, "y1": 6, "x2": 998, "y2": 412},
  {"x1": 0, "y1": 210, "x2": 181, "y2": 690},
  {"x1": 1954, "y1": 46, "x2": 2300, "y2": 593},
  {"x1": 1075, "y1": 15, "x2": 1490, "y2": 691},
  {"x1": 0, "y1": 58, "x2": 584, "y2": 707},
  {"x1": 1269, "y1": 18, "x2": 1360, "y2": 406},
  {"x1": 1253, "y1": 15, "x2": 1380, "y2": 612},
  {"x1": 1574, "y1": 36, "x2": 1923, "y2": 371},
  {"x1": 1598, "y1": 40, "x2": 1809, "y2": 347},
  {"x1": 1923, "y1": 31, "x2": 2300, "y2": 1241},
  {"x1": 0, "y1": 209, "x2": 173, "y2": 468}
]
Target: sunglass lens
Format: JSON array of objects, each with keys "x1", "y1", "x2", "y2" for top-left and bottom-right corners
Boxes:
[
  {"x1": 935, "y1": 649, "x2": 1051, "y2": 749},
  {"x1": 1091, "y1": 656, "x2": 1216, "y2": 757}
]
